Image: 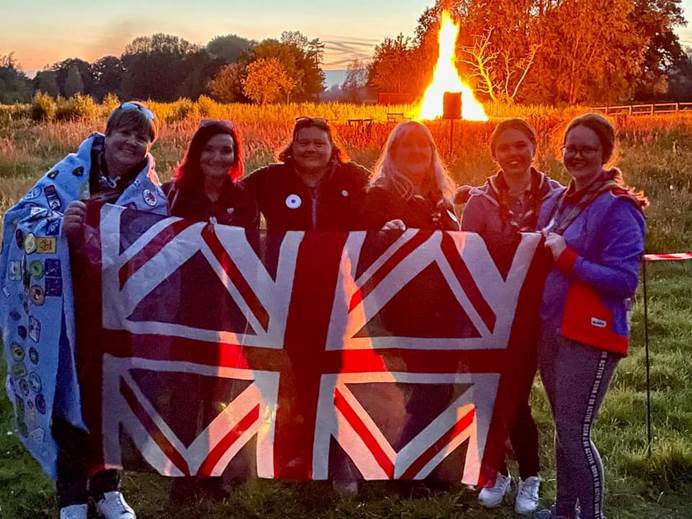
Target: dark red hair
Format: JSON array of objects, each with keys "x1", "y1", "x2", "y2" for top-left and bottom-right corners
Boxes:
[{"x1": 174, "y1": 120, "x2": 244, "y2": 191}]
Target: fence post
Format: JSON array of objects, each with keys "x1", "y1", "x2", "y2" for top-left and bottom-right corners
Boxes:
[{"x1": 643, "y1": 260, "x2": 653, "y2": 456}]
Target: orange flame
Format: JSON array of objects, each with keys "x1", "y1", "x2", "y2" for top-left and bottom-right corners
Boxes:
[{"x1": 416, "y1": 11, "x2": 488, "y2": 121}]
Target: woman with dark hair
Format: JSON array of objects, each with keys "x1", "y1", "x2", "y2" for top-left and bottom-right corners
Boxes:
[
  {"x1": 535, "y1": 114, "x2": 647, "y2": 519},
  {"x1": 361, "y1": 120, "x2": 458, "y2": 231},
  {"x1": 162, "y1": 120, "x2": 257, "y2": 503},
  {"x1": 241, "y1": 117, "x2": 370, "y2": 231},
  {"x1": 2, "y1": 101, "x2": 166, "y2": 519},
  {"x1": 163, "y1": 120, "x2": 257, "y2": 227},
  {"x1": 461, "y1": 119, "x2": 562, "y2": 515}
]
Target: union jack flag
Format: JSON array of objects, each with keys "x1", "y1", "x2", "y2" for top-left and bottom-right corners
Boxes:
[{"x1": 74, "y1": 203, "x2": 546, "y2": 485}]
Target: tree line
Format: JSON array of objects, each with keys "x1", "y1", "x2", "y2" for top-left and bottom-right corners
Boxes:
[
  {"x1": 0, "y1": 0, "x2": 690, "y2": 106},
  {"x1": 0, "y1": 32, "x2": 325, "y2": 105},
  {"x1": 367, "y1": 0, "x2": 691, "y2": 104}
]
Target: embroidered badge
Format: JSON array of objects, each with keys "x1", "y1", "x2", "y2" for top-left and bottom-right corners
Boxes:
[
  {"x1": 28, "y1": 316, "x2": 41, "y2": 343},
  {"x1": 45, "y1": 218, "x2": 61, "y2": 236},
  {"x1": 29, "y1": 373, "x2": 42, "y2": 394},
  {"x1": 29, "y1": 286, "x2": 45, "y2": 306},
  {"x1": 11, "y1": 362, "x2": 27, "y2": 379},
  {"x1": 19, "y1": 378, "x2": 30, "y2": 397},
  {"x1": 36, "y1": 237, "x2": 57, "y2": 254},
  {"x1": 45, "y1": 277, "x2": 63, "y2": 297},
  {"x1": 24, "y1": 186, "x2": 42, "y2": 201},
  {"x1": 10, "y1": 343, "x2": 25, "y2": 362},
  {"x1": 43, "y1": 185, "x2": 62, "y2": 211},
  {"x1": 142, "y1": 189, "x2": 157, "y2": 207},
  {"x1": 17, "y1": 325, "x2": 27, "y2": 340},
  {"x1": 29, "y1": 260, "x2": 44, "y2": 279},
  {"x1": 35, "y1": 394, "x2": 46, "y2": 415},
  {"x1": 9, "y1": 261, "x2": 22, "y2": 280},
  {"x1": 44, "y1": 259, "x2": 61, "y2": 277},
  {"x1": 23, "y1": 234, "x2": 37, "y2": 254}
]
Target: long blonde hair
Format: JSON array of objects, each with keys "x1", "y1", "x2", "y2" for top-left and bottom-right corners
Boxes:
[{"x1": 372, "y1": 121, "x2": 455, "y2": 202}]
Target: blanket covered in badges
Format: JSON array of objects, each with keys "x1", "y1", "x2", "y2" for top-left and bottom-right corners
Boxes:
[
  {"x1": 0, "y1": 133, "x2": 167, "y2": 478},
  {"x1": 74, "y1": 203, "x2": 548, "y2": 486}
]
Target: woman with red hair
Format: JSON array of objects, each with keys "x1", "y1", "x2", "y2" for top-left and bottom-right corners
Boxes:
[
  {"x1": 163, "y1": 120, "x2": 257, "y2": 503},
  {"x1": 164, "y1": 119, "x2": 258, "y2": 227}
]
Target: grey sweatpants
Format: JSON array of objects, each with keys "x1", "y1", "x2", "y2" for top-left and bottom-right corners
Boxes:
[{"x1": 538, "y1": 323, "x2": 619, "y2": 519}]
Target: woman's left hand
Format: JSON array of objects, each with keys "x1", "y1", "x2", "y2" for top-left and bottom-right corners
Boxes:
[{"x1": 543, "y1": 231, "x2": 567, "y2": 260}]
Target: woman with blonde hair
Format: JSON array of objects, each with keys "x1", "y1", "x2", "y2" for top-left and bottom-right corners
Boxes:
[{"x1": 361, "y1": 120, "x2": 458, "y2": 230}]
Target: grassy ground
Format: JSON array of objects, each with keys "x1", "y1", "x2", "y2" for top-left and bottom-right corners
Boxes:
[{"x1": 0, "y1": 104, "x2": 691, "y2": 517}]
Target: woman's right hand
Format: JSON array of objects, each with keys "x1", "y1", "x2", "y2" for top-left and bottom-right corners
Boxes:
[
  {"x1": 381, "y1": 219, "x2": 406, "y2": 231},
  {"x1": 63, "y1": 201, "x2": 87, "y2": 243}
]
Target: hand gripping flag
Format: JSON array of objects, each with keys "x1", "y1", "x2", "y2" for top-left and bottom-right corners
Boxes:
[
  {"x1": 0, "y1": 134, "x2": 166, "y2": 477},
  {"x1": 74, "y1": 203, "x2": 547, "y2": 486}
]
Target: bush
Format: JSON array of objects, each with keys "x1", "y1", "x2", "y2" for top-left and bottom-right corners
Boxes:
[
  {"x1": 30, "y1": 92, "x2": 57, "y2": 121},
  {"x1": 101, "y1": 92, "x2": 121, "y2": 117},
  {"x1": 55, "y1": 94, "x2": 99, "y2": 121}
]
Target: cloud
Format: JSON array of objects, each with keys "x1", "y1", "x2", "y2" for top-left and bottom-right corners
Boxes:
[{"x1": 321, "y1": 35, "x2": 380, "y2": 68}]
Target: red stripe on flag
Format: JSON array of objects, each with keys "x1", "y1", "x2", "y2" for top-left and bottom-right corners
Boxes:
[
  {"x1": 197, "y1": 404, "x2": 260, "y2": 477},
  {"x1": 334, "y1": 388, "x2": 394, "y2": 478},
  {"x1": 202, "y1": 224, "x2": 270, "y2": 331},
  {"x1": 120, "y1": 379, "x2": 191, "y2": 476},
  {"x1": 349, "y1": 230, "x2": 433, "y2": 311},
  {"x1": 119, "y1": 218, "x2": 198, "y2": 288},
  {"x1": 440, "y1": 234, "x2": 496, "y2": 333},
  {"x1": 400, "y1": 406, "x2": 476, "y2": 480}
]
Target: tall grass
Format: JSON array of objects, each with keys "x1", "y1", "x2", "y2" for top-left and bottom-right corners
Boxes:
[{"x1": 0, "y1": 101, "x2": 690, "y2": 518}]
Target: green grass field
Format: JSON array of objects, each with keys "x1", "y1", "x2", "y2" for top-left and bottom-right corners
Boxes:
[{"x1": 0, "y1": 103, "x2": 691, "y2": 518}]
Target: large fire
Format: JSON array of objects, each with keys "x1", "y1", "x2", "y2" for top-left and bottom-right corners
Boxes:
[{"x1": 416, "y1": 11, "x2": 488, "y2": 121}]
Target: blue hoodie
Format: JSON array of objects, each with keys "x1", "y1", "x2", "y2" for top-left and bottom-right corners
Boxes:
[{"x1": 537, "y1": 186, "x2": 646, "y2": 356}]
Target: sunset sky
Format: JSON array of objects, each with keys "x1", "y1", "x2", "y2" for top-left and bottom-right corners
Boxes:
[{"x1": 2, "y1": 0, "x2": 691, "y2": 72}]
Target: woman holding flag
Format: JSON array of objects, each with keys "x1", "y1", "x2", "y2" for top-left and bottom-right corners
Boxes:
[{"x1": 1, "y1": 101, "x2": 166, "y2": 519}]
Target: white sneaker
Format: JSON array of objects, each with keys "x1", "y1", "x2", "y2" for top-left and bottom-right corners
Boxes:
[
  {"x1": 95, "y1": 491, "x2": 136, "y2": 519},
  {"x1": 478, "y1": 471, "x2": 512, "y2": 508},
  {"x1": 59, "y1": 504, "x2": 88, "y2": 519},
  {"x1": 515, "y1": 476, "x2": 541, "y2": 515}
]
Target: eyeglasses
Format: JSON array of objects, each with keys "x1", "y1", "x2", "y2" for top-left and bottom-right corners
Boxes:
[
  {"x1": 561, "y1": 145, "x2": 600, "y2": 158},
  {"x1": 119, "y1": 102, "x2": 156, "y2": 121}
]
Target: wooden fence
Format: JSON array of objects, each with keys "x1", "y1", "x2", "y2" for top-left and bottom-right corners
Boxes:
[{"x1": 591, "y1": 102, "x2": 692, "y2": 116}]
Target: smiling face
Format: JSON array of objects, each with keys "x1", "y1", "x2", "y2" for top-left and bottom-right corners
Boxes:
[
  {"x1": 104, "y1": 126, "x2": 152, "y2": 172},
  {"x1": 391, "y1": 126, "x2": 434, "y2": 186},
  {"x1": 291, "y1": 127, "x2": 333, "y2": 174},
  {"x1": 563, "y1": 125, "x2": 604, "y2": 185},
  {"x1": 493, "y1": 128, "x2": 535, "y2": 179},
  {"x1": 199, "y1": 133, "x2": 236, "y2": 181}
]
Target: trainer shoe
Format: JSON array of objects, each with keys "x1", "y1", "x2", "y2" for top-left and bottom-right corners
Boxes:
[
  {"x1": 515, "y1": 476, "x2": 541, "y2": 515},
  {"x1": 478, "y1": 471, "x2": 512, "y2": 508},
  {"x1": 59, "y1": 504, "x2": 88, "y2": 519},
  {"x1": 95, "y1": 491, "x2": 136, "y2": 519}
]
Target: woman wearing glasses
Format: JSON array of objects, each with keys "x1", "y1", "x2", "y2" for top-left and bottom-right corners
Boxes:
[
  {"x1": 241, "y1": 117, "x2": 370, "y2": 231},
  {"x1": 535, "y1": 114, "x2": 647, "y2": 519},
  {"x1": 360, "y1": 121, "x2": 458, "y2": 231},
  {"x1": 163, "y1": 120, "x2": 257, "y2": 227},
  {"x1": 461, "y1": 119, "x2": 562, "y2": 515},
  {"x1": 1, "y1": 102, "x2": 165, "y2": 519}
]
